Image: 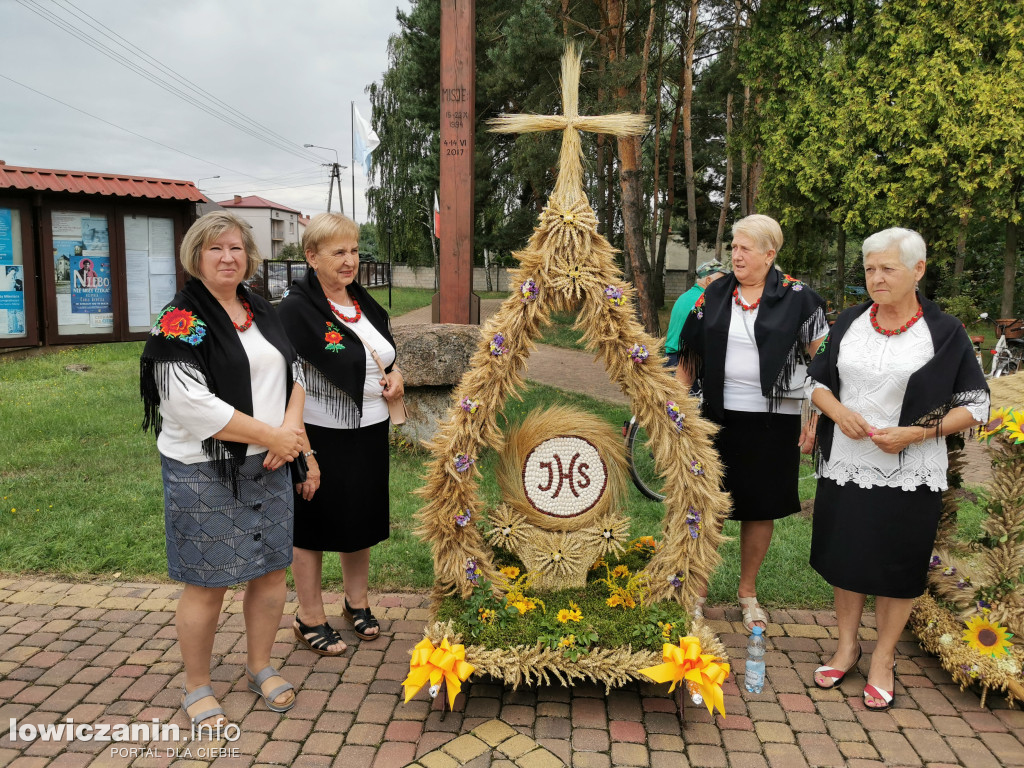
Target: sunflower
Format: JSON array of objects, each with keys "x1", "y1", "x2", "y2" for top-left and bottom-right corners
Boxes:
[
  {"x1": 1004, "y1": 411, "x2": 1024, "y2": 444},
  {"x1": 977, "y1": 407, "x2": 1011, "y2": 442},
  {"x1": 962, "y1": 615, "x2": 1014, "y2": 657}
]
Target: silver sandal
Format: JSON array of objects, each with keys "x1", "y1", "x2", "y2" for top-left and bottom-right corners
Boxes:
[
  {"x1": 246, "y1": 665, "x2": 296, "y2": 713},
  {"x1": 181, "y1": 684, "x2": 226, "y2": 727}
]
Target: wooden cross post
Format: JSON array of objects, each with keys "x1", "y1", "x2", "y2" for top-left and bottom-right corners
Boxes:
[
  {"x1": 488, "y1": 44, "x2": 647, "y2": 210},
  {"x1": 436, "y1": 0, "x2": 477, "y2": 324}
]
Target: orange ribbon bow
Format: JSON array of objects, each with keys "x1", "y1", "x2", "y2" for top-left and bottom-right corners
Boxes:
[
  {"x1": 402, "y1": 637, "x2": 476, "y2": 709},
  {"x1": 637, "y1": 636, "x2": 731, "y2": 716}
]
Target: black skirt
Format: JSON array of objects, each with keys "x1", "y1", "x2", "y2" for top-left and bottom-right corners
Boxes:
[
  {"x1": 293, "y1": 419, "x2": 390, "y2": 553},
  {"x1": 714, "y1": 409, "x2": 801, "y2": 521},
  {"x1": 810, "y1": 477, "x2": 941, "y2": 598}
]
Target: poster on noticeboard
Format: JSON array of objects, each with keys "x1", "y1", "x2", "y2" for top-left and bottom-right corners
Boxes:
[
  {"x1": 0, "y1": 209, "x2": 13, "y2": 265},
  {"x1": 52, "y1": 211, "x2": 113, "y2": 316}
]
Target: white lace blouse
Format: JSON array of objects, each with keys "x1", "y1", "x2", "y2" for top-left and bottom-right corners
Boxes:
[{"x1": 808, "y1": 313, "x2": 989, "y2": 491}]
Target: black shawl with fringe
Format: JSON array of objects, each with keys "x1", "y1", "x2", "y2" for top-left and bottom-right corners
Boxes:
[
  {"x1": 679, "y1": 268, "x2": 826, "y2": 422},
  {"x1": 276, "y1": 270, "x2": 394, "y2": 427},
  {"x1": 140, "y1": 278, "x2": 296, "y2": 478},
  {"x1": 807, "y1": 294, "x2": 989, "y2": 463}
]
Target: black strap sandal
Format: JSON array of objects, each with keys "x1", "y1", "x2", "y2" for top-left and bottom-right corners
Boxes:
[
  {"x1": 344, "y1": 597, "x2": 380, "y2": 641},
  {"x1": 293, "y1": 615, "x2": 347, "y2": 656}
]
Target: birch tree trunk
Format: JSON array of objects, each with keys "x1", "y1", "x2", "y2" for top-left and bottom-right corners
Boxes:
[
  {"x1": 715, "y1": 0, "x2": 742, "y2": 260},
  {"x1": 683, "y1": 0, "x2": 700, "y2": 285}
]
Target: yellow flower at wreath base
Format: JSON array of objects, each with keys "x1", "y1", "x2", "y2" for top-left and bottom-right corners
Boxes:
[
  {"x1": 962, "y1": 616, "x2": 1014, "y2": 657},
  {"x1": 557, "y1": 602, "x2": 583, "y2": 623}
]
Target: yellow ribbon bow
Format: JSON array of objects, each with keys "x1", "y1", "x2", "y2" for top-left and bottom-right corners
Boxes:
[
  {"x1": 402, "y1": 637, "x2": 476, "y2": 709},
  {"x1": 637, "y1": 636, "x2": 731, "y2": 717}
]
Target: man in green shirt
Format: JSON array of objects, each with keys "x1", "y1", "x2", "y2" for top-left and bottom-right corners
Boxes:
[{"x1": 664, "y1": 259, "x2": 729, "y2": 367}]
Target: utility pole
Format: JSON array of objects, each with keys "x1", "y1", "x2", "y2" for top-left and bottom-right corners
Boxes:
[{"x1": 304, "y1": 144, "x2": 346, "y2": 215}]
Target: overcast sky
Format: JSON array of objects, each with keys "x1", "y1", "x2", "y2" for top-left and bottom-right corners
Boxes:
[{"x1": 1, "y1": 0, "x2": 411, "y2": 222}]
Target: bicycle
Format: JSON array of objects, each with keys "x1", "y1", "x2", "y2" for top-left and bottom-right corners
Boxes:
[
  {"x1": 973, "y1": 313, "x2": 1024, "y2": 378},
  {"x1": 622, "y1": 415, "x2": 666, "y2": 502}
]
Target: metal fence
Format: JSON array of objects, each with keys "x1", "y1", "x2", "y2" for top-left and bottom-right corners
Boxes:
[{"x1": 247, "y1": 260, "x2": 390, "y2": 302}]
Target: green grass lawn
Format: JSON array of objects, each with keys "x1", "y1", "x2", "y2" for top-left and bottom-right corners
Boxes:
[
  {"x1": 367, "y1": 286, "x2": 509, "y2": 319},
  {"x1": 538, "y1": 304, "x2": 674, "y2": 352},
  {"x1": 0, "y1": 341, "x2": 990, "y2": 609}
]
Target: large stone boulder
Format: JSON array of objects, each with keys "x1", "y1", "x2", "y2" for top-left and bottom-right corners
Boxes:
[{"x1": 392, "y1": 324, "x2": 481, "y2": 444}]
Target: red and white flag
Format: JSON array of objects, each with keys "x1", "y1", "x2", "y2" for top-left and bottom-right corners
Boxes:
[{"x1": 433, "y1": 191, "x2": 441, "y2": 239}]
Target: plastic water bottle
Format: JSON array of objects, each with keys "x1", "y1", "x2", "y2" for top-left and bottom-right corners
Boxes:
[{"x1": 744, "y1": 626, "x2": 766, "y2": 694}]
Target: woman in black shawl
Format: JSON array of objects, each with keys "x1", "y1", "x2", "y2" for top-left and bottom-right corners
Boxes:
[
  {"x1": 140, "y1": 212, "x2": 304, "y2": 727},
  {"x1": 278, "y1": 213, "x2": 403, "y2": 655},
  {"x1": 679, "y1": 214, "x2": 828, "y2": 631},
  {"x1": 807, "y1": 228, "x2": 988, "y2": 710}
]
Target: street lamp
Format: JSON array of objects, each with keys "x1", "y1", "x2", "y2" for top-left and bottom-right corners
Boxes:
[
  {"x1": 304, "y1": 144, "x2": 346, "y2": 215},
  {"x1": 196, "y1": 175, "x2": 220, "y2": 192}
]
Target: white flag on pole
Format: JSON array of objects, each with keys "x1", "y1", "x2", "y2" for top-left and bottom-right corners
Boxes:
[
  {"x1": 353, "y1": 105, "x2": 380, "y2": 175},
  {"x1": 434, "y1": 191, "x2": 441, "y2": 239}
]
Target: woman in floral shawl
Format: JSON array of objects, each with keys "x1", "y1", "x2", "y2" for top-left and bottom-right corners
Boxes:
[
  {"x1": 277, "y1": 213, "x2": 404, "y2": 655},
  {"x1": 679, "y1": 214, "x2": 828, "y2": 631},
  {"x1": 140, "y1": 212, "x2": 305, "y2": 727}
]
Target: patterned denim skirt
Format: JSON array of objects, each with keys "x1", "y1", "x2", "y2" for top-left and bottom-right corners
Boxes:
[{"x1": 161, "y1": 452, "x2": 294, "y2": 588}]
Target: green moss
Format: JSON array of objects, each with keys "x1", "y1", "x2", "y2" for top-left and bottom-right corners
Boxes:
[{"x1": 436, "y1": 545, "x2": 692, "y2": 654}]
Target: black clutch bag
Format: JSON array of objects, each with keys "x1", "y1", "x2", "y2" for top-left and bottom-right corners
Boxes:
[{"x1": 290, "y1": 452, "x2": 308, "y2": 484}]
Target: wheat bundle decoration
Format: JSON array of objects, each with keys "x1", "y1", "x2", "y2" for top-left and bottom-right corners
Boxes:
[
  {"x1": 911, "y1": 396, "x2": 1024, "y2": 707},
  {"x1": 409, "y1": 43, "x2": 732, "y2": 695}
]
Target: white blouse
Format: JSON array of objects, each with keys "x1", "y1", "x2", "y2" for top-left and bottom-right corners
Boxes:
[
  {"x1": 302, "y1": 298, "x2": 396, "y2": 429},
  {"x1": 156, "y1": 322, "x2": 305, "y2": 464},
  {"x1": 809, "y1": 313, "x2": 989, "y2": 491},
  {"x1": 723, "y1": 293, "x2": 828, "y2": 415}
]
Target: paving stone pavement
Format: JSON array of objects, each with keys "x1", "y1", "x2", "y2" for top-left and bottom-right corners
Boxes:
[{"x1": 1, "y1": 578, "x2": 1021, "y2": 767}]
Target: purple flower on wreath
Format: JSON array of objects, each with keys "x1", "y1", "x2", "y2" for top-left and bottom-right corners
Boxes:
[
  {"x1": 977, "y1": 599, "x2": 992, "y2": 612},
  {"x1": 459, "y1": 397, "x2": 480, "y2": 414},
  {"x1": 520, "y1": 279, "x2": 539, "y2": 303},
  {"x1": 454, "y1": 453, "x2": 475, "y2": 473},
  {"x1": 666, "y1": 401, "x2": 685, "y2": 431},
  {"x1": 929, "y1": 555, "x2": 942, "y2": 570},
  {"x1": 604, "y1": 285, "x2": 626, "y2": 307},
  {"x1": 628, "y1": 343, "x2": 649, "y2": 363},
  {"x1": 465, "y1": 558, "x2": 480, "y2": 585},
  {"x1": 957, "y1": 576, "x2": 972, "y2": 589},
  {"x1": 667, "y1": 573, "x2": 684, "y2": 589},
  {"x1": 455, "y1": 510, "x2": 472, "y2": 527},
  {"x1": 689, "y1": 459, "x2": 705, "y2": 476},
  {"x1": 490, "y1": 332, "x2": 508, "y2": 356},
  {"x1": 685, "y1": 507, "x2": 702, "y2": 539},
  {"x1": 942, "y1": 566, "x2": 957, "y2": 577}
]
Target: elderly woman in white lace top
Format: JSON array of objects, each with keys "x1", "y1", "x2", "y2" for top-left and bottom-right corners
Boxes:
[{"x1": 805, "y1": 228, "x2": 988, "y2": 711}]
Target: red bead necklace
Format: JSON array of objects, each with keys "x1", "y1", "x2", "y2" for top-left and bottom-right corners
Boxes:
[
  {"x1": 233, "y1": 299, "x2": 254, "y2": 332},
  {"x1": 869, "y1": 302, "x2": 922, "y2": 336},
  {"x1": 733, "y1": 287, "x2": 761, "y2": 312},
  {"x1": 331, "y1": 298, "x2": 362, "y2": 324}
]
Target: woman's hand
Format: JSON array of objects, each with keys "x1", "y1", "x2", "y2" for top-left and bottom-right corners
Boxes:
[
  {"x1": 798, "y1": 413, "x2": 817, "y2": 454},
  {"x1": 870, "y1": 426, "x2": 922, "y2": 455},
  {"x1": 263, "y1": 425, "x2": 304, "y2": 470},
  {"x1": 381, "y1": 369, "x2": 405, "y2": 402},
  {"x1": 833, "y1": 405, "x2": 876, "y2": 441},
  {"x1": 295, "y1": 456, "x2": 321, "y2": 500}
]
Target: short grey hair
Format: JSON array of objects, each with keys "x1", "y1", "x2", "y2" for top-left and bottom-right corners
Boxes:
[
  {"x1": 732, "y1": 214, "x2": 784, "y2": 255},
  {"x1": 861, "y1": 227, "x2": 926, "y2": 269}
]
